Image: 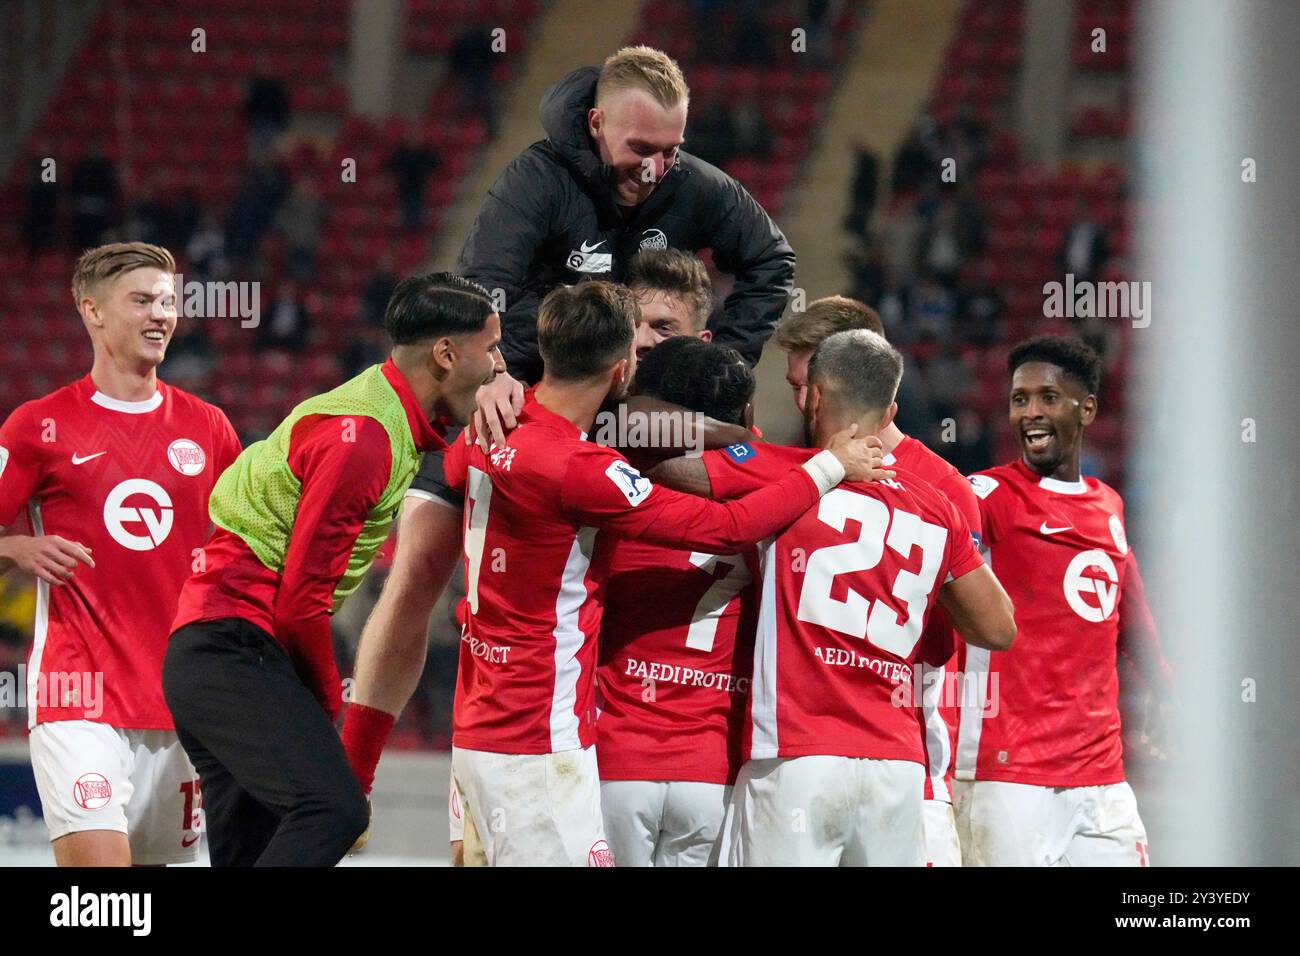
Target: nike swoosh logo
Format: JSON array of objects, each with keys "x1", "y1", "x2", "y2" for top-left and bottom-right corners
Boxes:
[
  {"x1": 1040, "y1": 522, "x2": 1073, "y2": 534},
  {"x1": 71, "y1": 452, "x2": 107, "y2": 465},
  {"x1": 181, "y1": 834, "x2": 200, "y2": 848},
  {"x1": 579, "y1": 240, "x2": 606, "y2": 253}
]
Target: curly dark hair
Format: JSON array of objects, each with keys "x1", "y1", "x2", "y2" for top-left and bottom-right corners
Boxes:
[
  {"x1": 632, "y1": 336, "x2": 755, "y2": 426},
  {"x1": 1007, "y1": 335, "x2": 1101, "y2": 395}
]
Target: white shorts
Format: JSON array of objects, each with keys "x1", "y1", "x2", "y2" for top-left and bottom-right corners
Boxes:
[
  {"x1": 448, "y1": 772, "x2": 464, "y2": 843},
  {"x1": 600, "y1": 779, "x2": 730, "y2": 867},
  {"x1": 952, "y1": 778, "x2": 1150, "y2": 866},
  {"x1": 923, "y1": 799, "x2": 962, "y2": 867},
  {"x1": 719, "y1": 755, "x2": 925, "y2": 866},
  {"x1": 451, "y1": 745, "x2": 612, "y2": 866},
  {"x1": 30, "y1": 720, "x2": 201, "y2": 865}
]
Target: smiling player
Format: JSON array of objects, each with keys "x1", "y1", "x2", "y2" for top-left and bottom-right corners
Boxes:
[
  {"x1": 0, "y1": 242, "x2": 241, "y2": 866},
  {"x1": 954, "y1": 335, "x2": 1172, "y2": 866}
]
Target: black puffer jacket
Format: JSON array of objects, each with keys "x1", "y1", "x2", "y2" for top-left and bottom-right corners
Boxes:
[{"x1": 457, "y1": 66, "x2": 797, "y2": 383}]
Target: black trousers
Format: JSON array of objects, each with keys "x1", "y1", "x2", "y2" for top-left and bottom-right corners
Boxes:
[{"x1": 162, "y1": 618, "x2": 368, "y2": 866}]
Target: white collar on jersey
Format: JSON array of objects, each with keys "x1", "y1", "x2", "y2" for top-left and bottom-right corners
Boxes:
[
  {"x1": 91, "y1": 389, "x2": 163, "y2": 414},
  {"x1": 883, "y1": 452, "x2": 897, "y2": 466},
  {"x1": 1038, "y1": 474, "x2": 1088, "y2": 495}
]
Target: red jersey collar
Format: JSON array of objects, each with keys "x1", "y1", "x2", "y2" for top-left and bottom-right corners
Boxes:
[
  {"x1": 519, "y1": 387, "x2": 586, "y2": 440},
  {"x1": 381, "y1": 358, "x2": 446, "y2": 452}
]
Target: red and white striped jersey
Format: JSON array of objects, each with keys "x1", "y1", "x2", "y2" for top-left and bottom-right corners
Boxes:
[
  {"x1": 956, "y1": 459, "x2": 1158, "y2": 787},
  {"x1": 442, "y1": 391, "x2": 831, "y2": 756},
  {"x1": 704, "y1": 441, "x2": 983, "y2": 764},
  {"x1": 0, "y1": 376, "x2": 240, "y2": 729},
  {"x1": 596, "y1": 537, "x2": 758, "y2": 786}
]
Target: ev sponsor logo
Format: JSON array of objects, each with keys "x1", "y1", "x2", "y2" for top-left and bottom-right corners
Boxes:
[
  {"x1": 50, "y1": 886, "x2": 151, "y2": 936},
  {"x1": 566, "y1": 239, "x2": 612, "y2": 274},
  {"x1": 605, "y1": 461, "x2": 652, "y2": 507},
  {"x1": 73, "y1": 772, "x2": 113, "y2": 810},
  {"x1": 103, "y1": 479, "x2": 174, "y2": 551},
  {"x1": 166, "y1": 438, "x2": 206, "y2": 476},
  {"x1": 638, "y1": 228, "x2": 668, "y2": 250},
  {"x1": 1063, "y1": 549, "x2": 1119, "y2": 623}
]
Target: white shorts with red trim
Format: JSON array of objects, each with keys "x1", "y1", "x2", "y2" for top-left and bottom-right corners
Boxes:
[
  {"x1": 952, "y1": 778, "x2": 1150, "y2": 866},
  {"x1": 718, "y1": 755, "x2": 925, "y2": 867},
  {"x1": 451, "y1": 744, "x2": 612, "y2": 867},
  {"x1": 30, "y1": 719, "x2": 201, "y2": 865}
]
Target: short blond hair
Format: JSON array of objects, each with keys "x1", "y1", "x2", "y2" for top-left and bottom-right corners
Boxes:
[
  {"x1": 72, "y1": 241, "x2": 175, "y2": 305},
  {"x1": 774, "y1": 295, "x2": 884, "y2": 353},
  {"x1": 597, "y1": 46, "x2": 689, "y2": 110}
]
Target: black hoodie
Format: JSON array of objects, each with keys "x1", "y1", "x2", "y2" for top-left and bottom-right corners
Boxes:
[{"x1": 456, "y1": 66, "x2": 797, "y2": 383}]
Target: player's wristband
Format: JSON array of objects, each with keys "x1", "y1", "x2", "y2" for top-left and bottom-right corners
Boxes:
[
  {"x1": 801, "y1": 449, "x2": 846, "y2": 496},
  {"x1": 341, "y1": 703, "x2": 396, "y2": 795}
]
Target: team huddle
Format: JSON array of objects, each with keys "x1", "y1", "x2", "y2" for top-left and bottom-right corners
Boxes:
[{"x1": 0, "y1": 45, "x2": 1169, "y2": 868}]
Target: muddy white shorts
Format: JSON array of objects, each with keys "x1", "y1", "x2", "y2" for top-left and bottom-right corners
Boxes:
[
  {"x1": 923, "y1": 798, "x2": 962, "y2": 867},
  {"x1": 952, "y1": 778, "x2": 1150, "y2": 866},
  {"x1": 30, "y1": 719, "x2": 202, "y2": 865},
  {"x1": 451, "y1": 744, "x2": 612, "y2": 866},
  {"x1": 600, "y1": 779, "x2": 730, "y2": 867},
  {"x1": 719, "y1": 755, "x2": 925, "y2": 867}
]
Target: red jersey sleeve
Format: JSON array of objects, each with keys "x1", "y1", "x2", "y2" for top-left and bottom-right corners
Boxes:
[
  {"x1": 0, "y1": 404, "x2": 45, "y2": 528},
  {"x1": 212, "y1": 407, "x2": 243, "y2": 477},
  {"x1": 561, "y1": 444, "x2": 825, "y2": 555},
  {"x1": 936, "y1": 471, "x2": 984, "y2": 543},
  {"x1": 442, "y1": 436, "x2": 469, "y2": 497},
  {"x1": 703, "y1": 442, "x2": 817, "y2": 500},
  {"x1": 1118, "y1": 549, "x2": 1174, "y2": 692},
  {"x1": 967, "y1": 472, "x2": 1004, "y2": 545},
  {"x1": 274, "y1": 415, "x2": 393, "y2": 719},
  {"x1": 939, "y1": 493, "x2": 984, "y2": 582}
]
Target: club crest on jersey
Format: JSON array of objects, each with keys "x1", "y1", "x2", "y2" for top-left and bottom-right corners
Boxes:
[
  {"x1": 968, "y1": 474, "x2": 998, "y2": 499},
  {"x1": 723, "y1": 442, "x2": 756, "y2": 463},
  {"x1": 605, "y1": 460, "x2": 652, "y2": 507},
  {"x1": 1063, "y1": 549, "x2": 1119, "y2": 623},
  {"x1": 566, "y1": 239, "x2": 612, "y2": 274},
  {"x1": 587, "y1": 839, "x2": 615, "y2": 867},
  {"x1": 167, "y1": 438, "x2": 206, "y2": 476},
  {"x1": 103, "y1": 479, "x2": 174, "y2": 551},
  {"x1": 73, "y1": 772, "x2": 113, "y2": 811},
  {"x1": 1109, "y1": 514, "x2": 1129, "y2": 554},
  {"x1": 639, "y1": 228, "x2": 668, "y2": 250}
]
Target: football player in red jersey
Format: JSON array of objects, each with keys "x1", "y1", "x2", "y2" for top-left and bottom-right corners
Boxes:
[
  {"x1": 439, "y1": 282, "x2": 889, "y2": 866},
  {"x1": 597, "y1": 336, "x2": 760, "y2": 866},
  {"x1": 953, "y1": 335, "x2": 1172, "y2": 866},
  {"x1": 339, "y1": 250, "x2": 741, "y2": 865},
  {"x1": 654, "y1": 329, "x2": 1014, "y2": 865},
  {"x1": 773, "y1": 296, "x2": 982, "y2": 866},
  {"x1": 0, "y1": 243, "x2": 241, "y2": 866}
]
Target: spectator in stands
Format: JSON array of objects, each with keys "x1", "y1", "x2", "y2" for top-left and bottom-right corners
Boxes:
[
  {"x1": 341, "y1": 322, "x2": 388, "y2": 380},
  {"x1": 275, "y1": 178, "x2": 327, "y2": 282},
  {"x1": 881, "y1": 192, "x2": 924, "y2": 282},
  {"x1": 919, "y1": 191, "x2": 986, "y2": 287},
  {"x1": 449, "y1": 28, "x2": 497, "y2": 135},
  {"x1": 732, "y1": 0, "x2": 774, "y2": 64},
  {"x1": 1058, "y1": 196, "x2": 1109, "y2": 283},
  {"x1": 163, "y1": 319, "x2": 215, "y2": 392},
  {"x1": 68, "y1": 149, "x2": 120, "y2": 250},
  {"x1": 843, "y1": 140, "x2": 880, "y2": 238},
  {"x1": 256, "y1": 281, "x2": 310, "y2": 353},
  {"x1": 123, "y1": 180, "x2": 166, "y2": 247},
  {"x1": 22, "y1": 156, "x2": 57, "y2": 260},
  {"x1": 386, "y1": 138, "x2": 440, "y2": 234},
  {"x1": 684, "y1": 92, "x2": 737, "y2": 168},
  {"x1": 843, "y1": 233, "x2": 885, "y2": 306},
  {"x1": 244, "y1": 73, "x2": 291, "y2": 155},
  {"x1": 359, "y1": 255, "x2": 399, "y2": 329},
  {"x1": 958, "y1": 259, "x2": 1004, "y2": 346},
  {"x1": 732, "y1": 95, "x2": 775, "y2": 160},
  {"x1": 225, "y1": 158, "x2": 289, "y2": 266},
  {"x1": 187, "y1": 209, "x2": 229, "y2": 282}
]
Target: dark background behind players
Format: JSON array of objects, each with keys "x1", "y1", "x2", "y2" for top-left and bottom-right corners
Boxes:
[{"x1": 1, "y1": 0, "x2": 1296, "y2": 865}]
